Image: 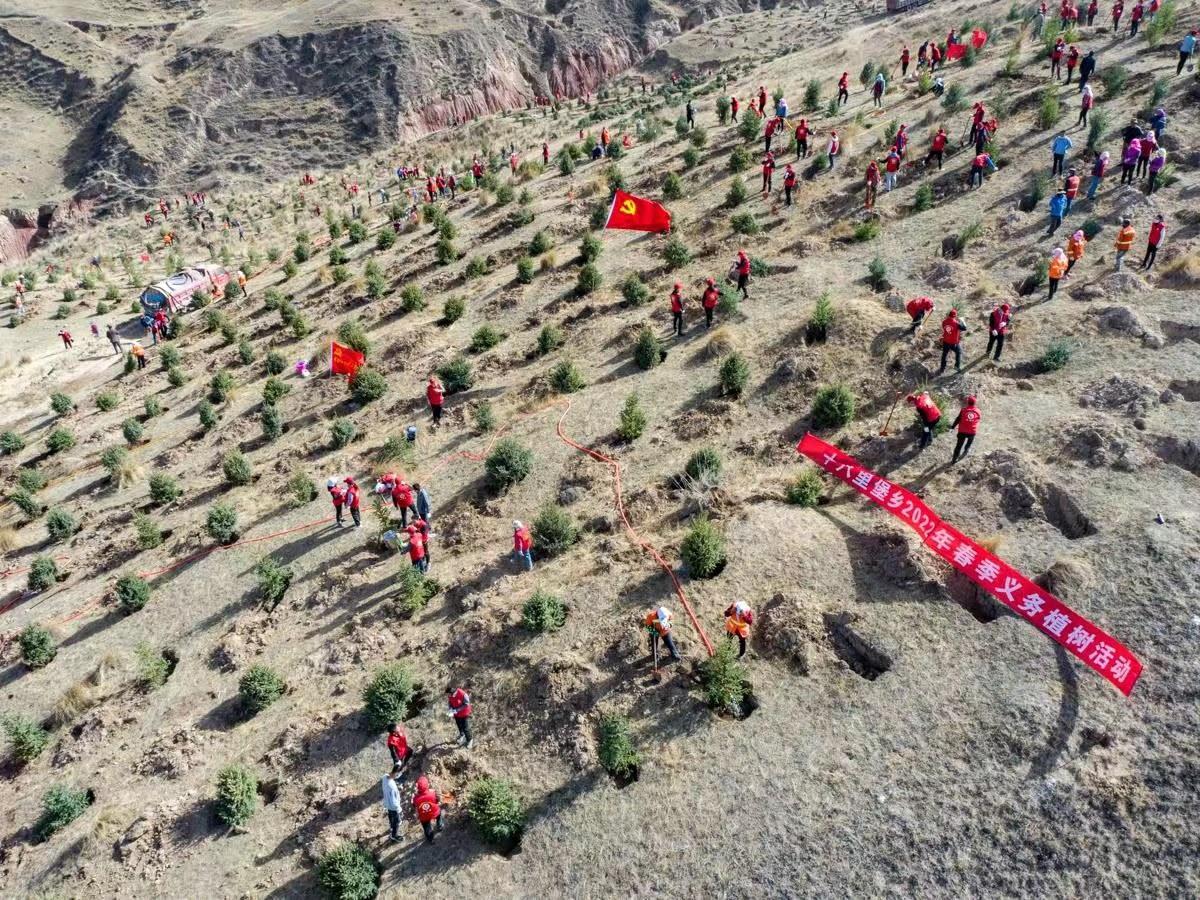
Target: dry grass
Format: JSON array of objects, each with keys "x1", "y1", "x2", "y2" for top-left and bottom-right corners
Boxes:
[
  {"x1": 51, "y1": 682, "x2": 98, "y2": 727},
  {"x1": 0, "y1": 526, "x2": 18, "y2": 552},
  {"x1": 1161, "y1": 251, "x2": 1200, "y2": 288},
  {"x1": 704, "y1": 326, "x2": 738, "y2": 359},
  {"x1": 316, "y1": 265, "x2": 334, "y2": 286},
  {"x1": 113, "y1": 458, "x2": 145, "y2": 489}
]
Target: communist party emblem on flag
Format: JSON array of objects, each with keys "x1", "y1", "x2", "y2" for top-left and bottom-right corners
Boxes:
[
  {"x1": 330, "y1": 341, "x2": 365, "y2": 377},
  {"x1": 604, "y1": 189, "x2": 672, "y2": 233}
]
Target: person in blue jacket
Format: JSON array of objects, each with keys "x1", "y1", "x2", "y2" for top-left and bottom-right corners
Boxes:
[
  {"x1": 1051, "y1": 132, "x2": 1073, "y2": 175},
  {"x1": 1047, "y1": 190, "x2": 1068, "y2": 235}
]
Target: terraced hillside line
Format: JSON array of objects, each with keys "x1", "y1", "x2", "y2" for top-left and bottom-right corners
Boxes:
[{"x1": 554, "y1": 398, "x2": 715, "y2": 657}]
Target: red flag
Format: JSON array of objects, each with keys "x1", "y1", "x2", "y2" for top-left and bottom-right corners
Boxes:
[
  {"x1": 946, "y1": 42, "x2": 967, "y2": 61},
  {"x1": 604, "y1": 189, "x2": 672, "y2": 233},
  {"x1": 971, "y1": 28, "x2": 989, "y2": 50},
  {"x1": 796, "y1": 433, "x2": 1143, "y2": 696},
  {"x1": 330, "y1": 341, "x2": 365, "y2": 377}
]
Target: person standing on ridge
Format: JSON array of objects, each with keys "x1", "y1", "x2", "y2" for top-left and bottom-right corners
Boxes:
[
  {"x1": 447, "y1": 684, "x2": 473, "y2": 748},
  {"x1": 511, "y1": 520, "x2": 533, "y2": 571},
  {"x1": 670, "y1": 282, "x2": 685, "y2": 337},
  {"x1": 950, "y1": 396, "x2": 981, "y2": 463},
  {"x1": 987, "y1": 303, "x2": 1011, "y2": 361},
  {"x1": 936, "y1": 309, "x2": 967, "y2": 374},
  {"x1": 1114, "y1": 218, "x2": 1136, "y2": 271}
]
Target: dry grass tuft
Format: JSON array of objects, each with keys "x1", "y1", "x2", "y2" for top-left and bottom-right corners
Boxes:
[
  {"x1": 0, "y1": 526, "x2": 19, "y2": 552},
  {"x1": 1161, "y1": 251, "x2": 1200, "y2": 289},
  {"x1": 114, "y1": 458, "x2": 145, "y2": 489},
  {"x1": 705, "y1": 326, "x2": 738, "y2": 360},
  {"x1": 52, "y1": 682, "x2": 98, "y2": 727}
]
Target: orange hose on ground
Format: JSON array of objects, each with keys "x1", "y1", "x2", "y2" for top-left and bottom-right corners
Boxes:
[{"x1": 553, "y1": 399, "x2": 715, "y2": 657}]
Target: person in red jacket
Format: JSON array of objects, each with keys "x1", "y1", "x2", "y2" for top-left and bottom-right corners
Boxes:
[
  {"x1": 58, "y1": 329, "x2": 73, "y2": 349},
  {"x1": 836, "y1": 71, "x2": 850, "y2": 106},
  {"x1": 757, "y1": 85, "x2": 767, "y2": 114},
  {"x1": 511, "y1": 519, "x2": 533, "y2": 570},
  {"x1": 900, "y1": 46, "x2": 911, "y2": 76},
  {"x1": 864, "y1": 160, "x2": 880, "y2": 209},
  {"x1": 969, "y1": 102, "x2": 986, "y2": 145},
  {"x1": 936, "y1": 309, "x2": 968, "y2": 375},
  {"x1": 447, "y1": 684, "x2": 473, "y2": 747},
  {"x1": 670, "y1": 282, "x2": 684, "y2": 336},
  {"x1": 386, "y1": 722, "x2": 413, "y2": 773},
  {"x1": 542, "y1": 141, "x2": 549, "y2": 165},
  {"x1": 471, "y1": 157, "x2": 484, "y2": 180},
  {"x1": 412, "y1": 776, "x2": 446, "y2": 842},
  {"x1": 926, "y1": 127, "x2": 948, "y2": 170},
  {"x1": 783, "y1": 163, "x2": 797, "y2": 206},
  {"x1": 730, "y1": 95, "x2": 739, "y2": 122},
  {"x1": 344, "y1": 476, "x2": 362, "y2": 527},
  {"x1": 1142, "y1": 213, "x2": 1166, "y2": 270},
  {"x1": 760, "y1": 151, "x2": 775, "y2": 193},
  {"x1": 907, "y1": 391, "x2": 942, "y2": 449},
  {"x1": 794, "y1": 119, "x2": 810, "y2": 159},
  {"x1": 391, "y1": 479, "x2": 416, "y2": 525},
  {"x1": 426, "y1": 376, "x2": 445, "y2": 427},
  {"x1": 950, "y1": 396, "x2": 981, "y2": 462},
  {"x1": 405, "y1": 525, "x2": 428, "y2": 573},
  {"x1": 986, "y1": 303, "x2": 1012, "y2": 361},
  {"x1": 905, "y1": 296, "x2": 934, "y2": 334},
  {"x1": 732, "y1": 249, "x2": 751, "y2": 300},
  {"x1": 702, "y1": 276, "x2": 719, "y2": 328},
  {"x1": 327, "y1": 477, "x2": 347, "y2": 526}
]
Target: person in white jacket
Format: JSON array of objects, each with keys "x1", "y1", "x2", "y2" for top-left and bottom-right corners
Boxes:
[{"x1": 381, "y1": 768, "x2": 403, "y2": 842}]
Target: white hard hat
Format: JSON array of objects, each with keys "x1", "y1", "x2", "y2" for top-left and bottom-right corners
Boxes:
[
  {"x1": 512, "y1": 520, "x2": 522, "y2": 530},
  {"x1": 656, "y1": 606, "x2": 670, "y2": 621},
  {"x1": 735, "y1": 600, "x2": 750, "y2": 615},
  {"x1": 375, "y1": 482, "x2": 389, "y2": 494},
  {"x1": 326, "y1": 478, "x2": 337, "y2": 488}
]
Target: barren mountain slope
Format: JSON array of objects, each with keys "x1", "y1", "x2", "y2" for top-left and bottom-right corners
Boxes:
[{"x1": 1, "y1": 0, "x2": 1199, "y2": 897}]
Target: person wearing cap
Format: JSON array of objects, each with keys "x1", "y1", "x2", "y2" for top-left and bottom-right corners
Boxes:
[
  {"x1": 643, "y1": 606, "x2": 681, "y2": 662},
  {"x1": 906, "y1": 392, "x2": 942, "y2": 449},
  {"x1": 344, "y1": 476, "x2": 362, "y2": 527},
  {"x1": 1047, "y1": 189, "x2": 1067, "y2": 236},
  {"x1": 732, "y1": 250, "x2": 751, "y2": 300},
  {"x1": 987, "y1": 303, "x2": 1012, "y2": 362},
  {"x1": 1047, "y1": 247, "x2": 1068, "y2": 299},
  {"x1": 950, "y1": 397, "x2": 981, "y2": 463},
  {"x1": 905, "y1": 296, "x2": 934, "y2": 334},
  {"x1": 511, "y1": 520, "x2": 533, "y2": 571},
  {"x1": 701, "y1": 276, "x2": 719, "y2": 328},
  {"x1": 1113, "y1": 218, "x2": 1136, "y2": 271},
  {"x1": 783, "y1": 163, "x2": 797, "y2": 206},
  {"x1": 1142, "y1": 214, "x2": 1166, "y2": 270},
  {"x1": 723, "y1": 601, "x2": 754, "y2": 658},
  {"x1": 936, "y1": 309, "x2": 967, "y2": 375},
  {"x1": 381, "y1": 767, "x2": 404, "y2": 842},
  {"x1": 327, "y1": 478, "x2": 347, "y2": 526},
  {"x1": 447, "y1": 684, "x2": 473, "y2": 748},
  {"x1": 669, "y1": 282, "x2": 685, "y2": 336},
  {"x1": 412, "y1": 775, "x2": 445, "y2": 842},
  {"x1": 1065, "y1": 230, "x2": 1087, "y2": 276}
]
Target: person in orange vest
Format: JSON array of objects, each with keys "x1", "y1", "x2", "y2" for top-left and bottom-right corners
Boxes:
[
  {"x1": 906, "y1": 296, "x2": 934, "y2": 334},
  {"x1": 511, "y1": 520, "x2": 533, "y2": 571},
  {"x1": 1047, "y1": 247, "x2": 1068, "y2": 299},
  {"x1": 987, "y1": 303, "x2": 1012, "y2": 361},
  {"x1": 1113, "y1": 217, "x2": 1136, "y2": 271},
  {"x1": 907, "y1": 391, "x2": 942, "y2": 449},
  {"x1": 670, "y1": 282, "x2": 685, "y2": 336},
  {"x1": 936, "y1": 309, "x2": 967, "y2": 375},
  {"x1": 327, "y1": 477, "x2": 347, "y2": 526},
  {"x1": 723, "y1": 601, "x2": 754, "y2": 658},
  {"x1": 836, "y1": 71, "x2": 849, "y2": 106},
  {"x1": 412, "y1": 775, "x2": 446, "y2": 842},
  {"x1": 783, "y1": 163, "x2": 797, "y2": 206},
  {"x1": 131, "y1": 341, "x2": 147, "y2": 369},
  {"x1": 864, "y1": 160, "x2": 880, "y2": 209},
  {"x1": 235, "y1": 269, "x2": 248, "y2": 298},
  {"x1": 426, "y1": 376, "x2": 445, "y2": 426},
  {"x1": 926, "y1": 127, "x2": 948, "y2": 170},
  {"x1": 702, "y1": 276, "x2": 719, "y2": 328},
  {"x1": 447, "y1": 684, "x2": 473, "y2": 747},
  {"x1": 950, "y1": 396, "x2": 981, "y2": 463},
  {"x1": 643, "y1": 606, "x2": 681, "y2": 663},
  {"x1": 1065, "y1": 229, "x2": 1087, "y2": 277},
  {"x1": 1063, "y1": 168, "x2": 1081, "y2": 214},
  {"x1": 732, "y1": 249, "x2": 751, "y2": 300}
]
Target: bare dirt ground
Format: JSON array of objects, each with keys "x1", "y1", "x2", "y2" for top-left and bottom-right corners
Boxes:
[{"x1": 2, "y1": 0, "x2": 1200, "y2": 896}]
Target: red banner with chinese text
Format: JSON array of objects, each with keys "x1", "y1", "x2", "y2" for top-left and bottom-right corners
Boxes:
[
  {"x1": 797, "y1": 433, "x2": 1142, "y2": 696},
  {"x1": 330, "y1": 341, "x2": 365, "y2": 377}
]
